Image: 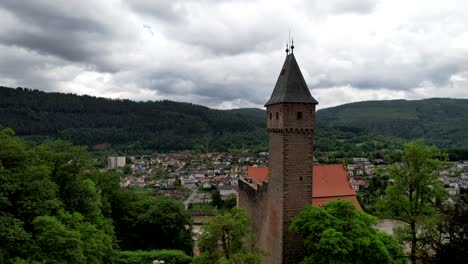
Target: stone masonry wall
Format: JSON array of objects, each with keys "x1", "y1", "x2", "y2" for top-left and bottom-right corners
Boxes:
[
  {"x1": 239, "y1": 102, "x2": 316, "y2": 264},
  {"x1": 267, "y1": 103, "x2": 315, "y2": 264},
  {"x1": 237, "y1": 179, "x2": 272, "y2": 258}
]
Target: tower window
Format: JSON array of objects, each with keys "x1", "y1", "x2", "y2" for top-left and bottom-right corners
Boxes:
[
  {"x1": 276, "y1": 112, "x2": 279, "y2": 119},
  {"x1": 300, "y1": 176, "x2": 303, "y2": 181},
  {"x1": 269, "y1": 112, "x2": 272, "y2": 120},
  {"x1": 297, "y1": 112, "x2": 302, "y2": 119}
]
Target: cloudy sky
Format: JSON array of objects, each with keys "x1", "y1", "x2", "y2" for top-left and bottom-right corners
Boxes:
[{"x1": 1, "y1": 0, "x2": 467, "y2": 109}]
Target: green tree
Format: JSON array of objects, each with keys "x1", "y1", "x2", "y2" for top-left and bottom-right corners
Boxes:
[
  {"x1": 211, "y1": 189, "x2": 224, "y2": 209},
  {"x1": 0, "y1": 215, "x2": 31, "y2": 262},
  {"x1": 377, "y1": 140, "x2": 447, "y2": 263},
  {"x1": 33, "y1": 215, "x2": 85, "y2": 263},
  {"x1": 112, "y1": 190, "x2": 193, "y2": 253},
  {"x1": 194, "y1": 208, "x2": 264, "y2": 264},
  {"x1": 417, "y1": 202, "x2": 468, "y2": 263},
  {"x1": 0, "y1": 129, "x2": 115, "y2": 262},
  {"x1": 290, "y1": 200, "x2": 405, "y2": 264},
  {"x1": 89, "y1": 170, "x2": 121, "y2": 217}
]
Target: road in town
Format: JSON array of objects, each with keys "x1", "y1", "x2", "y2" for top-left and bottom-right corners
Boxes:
[{"x1": 184, "y1": 187, "x2": 198, "y2": 208}]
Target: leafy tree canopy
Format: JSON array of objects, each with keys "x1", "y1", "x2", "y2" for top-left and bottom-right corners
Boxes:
[
  {"x1": 290, "y1": 200, "x2": 406, "y2": 264},
  {"x1": 377, "y1": 140, "x2": 447, "y2": 263},
  {"x1": 194, "y1": 208, "x2": 265, "y2": 264},
  {"x1": 0, "y1": 128, "x2": 194, "y2": 262}
]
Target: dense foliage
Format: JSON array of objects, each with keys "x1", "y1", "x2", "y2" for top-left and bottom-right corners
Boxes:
[
  {"x1": 377, "y1": 140, "x2": 447, "y2": 263},
  {"x1": 0, "y1": 86, "x2": 266, "y2": 153},
  {"x1": 429, "y1": 203, "x2": 468, "y2": 263},
  {"x1": 2, "y1": 86, "x2": 467, "y2": 156},
  {"x1": 314, "y1": 126, "x2": 406, "y2": 163},
  {"x1": 0, "y1": 128, "x2": 192, "y2": 263},
  {"x1": 194, "y1": 208, "x2": 264, "y2": 264},
  {"x1": 290, "y1": 200, "x2": 405, "y2": 264},
  {"x1": 112, "y1": 190, "x2": 193, "y2": 253}
]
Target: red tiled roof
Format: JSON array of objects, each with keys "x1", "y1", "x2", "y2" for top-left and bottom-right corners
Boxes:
[
  {"x1": 245, "y1": 164, "x2": 361, "y2": 210},
  {"x1": 313, "y1": 164, "x2": 356, "y2": 197},
  {"x1": 247, "y1": 167, "x2": 269, "y2": 184}
]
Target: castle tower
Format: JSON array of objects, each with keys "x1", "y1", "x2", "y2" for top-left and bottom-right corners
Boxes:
[{"x1": 264, "y1": 48, "x2": 318, "y2": 263}]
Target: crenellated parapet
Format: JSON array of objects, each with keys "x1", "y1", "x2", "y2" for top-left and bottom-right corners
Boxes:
[{"x1": 267, "y1": 128, "x2": 314, "y2": 134}]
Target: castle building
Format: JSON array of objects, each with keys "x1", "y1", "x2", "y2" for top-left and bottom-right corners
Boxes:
[{"x1": 238, "y1": 46, "x2": 360, "y2": 264}]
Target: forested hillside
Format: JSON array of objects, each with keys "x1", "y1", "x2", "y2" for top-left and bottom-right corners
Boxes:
[
  {"x1": 1, "y1": 86, "x2": 467, "y2": 155},
  {"x1": 0, "y1": 86, "x2": 266, "y2": 152},
  {"x1": 316, "y1": 98, "x2": 468, "y2": 148}
]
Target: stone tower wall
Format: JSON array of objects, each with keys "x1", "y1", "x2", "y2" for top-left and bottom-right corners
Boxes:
[{"x1": 266, "y1": 103, "x2": 315, "y2": 264}]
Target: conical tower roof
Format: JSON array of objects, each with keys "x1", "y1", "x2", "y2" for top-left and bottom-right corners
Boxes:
[{"x1": 265, "y1": 53, "x2": 318, "y2": 106}]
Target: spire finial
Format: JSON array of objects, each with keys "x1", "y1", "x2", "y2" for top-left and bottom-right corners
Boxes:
[
  {"x1": 291, "y1": 38, "x2": 294, "y2": 53},
  {"x1": 286, "y1": 42, "x2": 289, "y2": 54}
]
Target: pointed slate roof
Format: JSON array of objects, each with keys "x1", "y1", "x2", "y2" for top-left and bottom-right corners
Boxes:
[{"x1": 265, "y1": 53, "x2": 318, "y2": 106}]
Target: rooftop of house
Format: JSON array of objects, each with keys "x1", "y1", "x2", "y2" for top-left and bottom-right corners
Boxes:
[{"x1": 246, "y1": 164, "x2": 362, "y2": 210}]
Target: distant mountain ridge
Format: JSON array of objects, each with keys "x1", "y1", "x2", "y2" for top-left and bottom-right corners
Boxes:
[
  {"x1": 1, "y1": 86, "x2": 467, "y2": 150},
  {"x1": 230, "y1": 98, "x2": 468, "y2": 148},
  {"x1": 316, "y1": 98, "x2": 468, "y2": 147}
]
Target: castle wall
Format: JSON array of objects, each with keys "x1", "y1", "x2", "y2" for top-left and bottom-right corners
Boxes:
[{"x1": 237, "y1": 179, "x2": 272, "y2": 258}]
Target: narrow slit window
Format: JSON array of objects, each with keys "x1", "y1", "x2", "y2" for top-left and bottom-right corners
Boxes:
[
  {"x1": 297, "y1": 112, "x2": 302, "y2": 119},
  {"x1": 276, "y1": 112, "x2": 279, "y2": 119},
  {"x1": 269, "y1": 112, "x2": 272, "y2": 120}
]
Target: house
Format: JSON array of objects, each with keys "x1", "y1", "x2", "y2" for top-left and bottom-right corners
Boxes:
[
  {"x1": 218, "y1": 185, "x2": 237, "y2": 196},
  {"x1": 349, "y1": 176, "x2": 368, "y2": 192},
  {"x1": 352, "y1": 157, "x2": 369, "y2": 163}
]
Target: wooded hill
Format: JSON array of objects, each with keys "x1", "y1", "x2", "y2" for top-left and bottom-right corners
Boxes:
[
  {"x1": 1, "y1": 86, "x2": 467, "y2": 153},
  {"x1": 0, "y1": 86, "x2": 266, "y2": 152},
  {"x1": 316, "y1": 98, "x2": 468, "y2": 148}
]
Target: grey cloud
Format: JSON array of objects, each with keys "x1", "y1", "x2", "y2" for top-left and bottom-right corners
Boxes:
[
  {"x1": 0, "y1": 1, "x2": 109, "y2": 33},
  {"x1": 300, "y1": 0, "x2": 377, "y2": 15},
  {"x1": 131, "y1": 65, "x2": 268, "y2": 107},
  {"x1": 171, "y1": 30, "x2": 282, "y2": 56},
  {"x1": 125, "y1": 0, "x2": 288, "y2": 55},
  {"x1": 125, "y1": 0, "x2": 251, "y2": 24},
  {"x1": 311, "y1": 60, "x2": 465, "y2": 91},
  {"x1": 125, "y1": 0, "x2": 187, "y2": 23},
  {"x1": 3, "y1": 30, "x2": 100, "y2": 65},
  {"x1": 332, "y1": 0, "x2": 377, "y2": 14},
  {"x1": 0, "y1": 0, "x2": 467, "y2": 110},
  {"x1": 0, "y1": 45, "x2": 65, "y2": 91},
  {"x1": 0, "y1": 1, "x2": 118, "y2": 72}
]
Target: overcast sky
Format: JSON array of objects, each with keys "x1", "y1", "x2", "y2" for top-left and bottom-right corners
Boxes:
[{"x1": 1, "y1": 0, "x2": 467, "y2": 109}]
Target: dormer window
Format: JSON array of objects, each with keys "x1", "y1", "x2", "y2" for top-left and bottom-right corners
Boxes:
[{"x1": 281, "y1": 69, "x2": 285, "y2": 75}]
